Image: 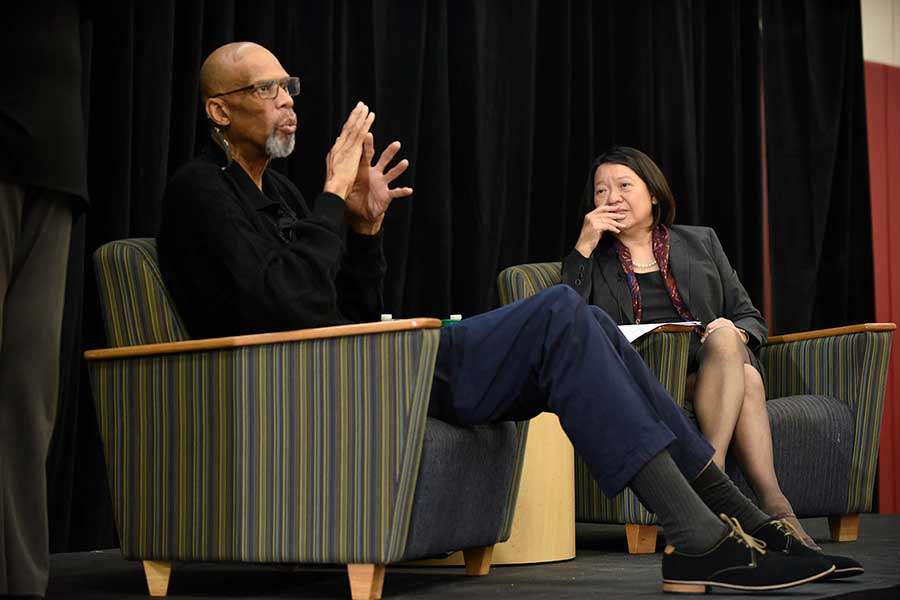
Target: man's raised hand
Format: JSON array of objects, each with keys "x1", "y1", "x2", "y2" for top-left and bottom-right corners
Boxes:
[{"x1": 324, "y1": 102, "x2": 375, "y2": 200}]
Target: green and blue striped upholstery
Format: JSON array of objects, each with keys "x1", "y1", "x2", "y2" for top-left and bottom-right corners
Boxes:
[
  {"x1": 497, "y1": 262, "x2": 564, "y2": 306},
  {"x1": 499, "y1": 422, "x2": 530, "y2": 539},
  {"x1": 497, "y1": 262, "x2": 691, "y2": 526},
  {"x1": 760, "y1": 330, "x2": 893, "y2": 514},
  {"x1": 91, "y1": 331, "x2": 439, "y2": 563},
  {"x1": 93, "y1": 238, "x2": 188, "y2": 346}
]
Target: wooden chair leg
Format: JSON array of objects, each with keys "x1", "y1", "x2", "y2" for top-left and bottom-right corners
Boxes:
[
  {"x1": 625, "y1": 524, "x2": 658, "y2": 554},
  {"x1": 142, "y1": 560, "x2": 172, "y2": 597},
  {"x1": 828, "y1": 514, "x2": 860, "y2": 542},
  {"x1": 463, "y1": 545, "x2": 494, "y2": 576},
  {"x1": 347, "y1": 564, "x2": 385, "y2": 600}
]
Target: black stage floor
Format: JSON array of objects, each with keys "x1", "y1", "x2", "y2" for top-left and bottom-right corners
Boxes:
[{"x1": 47, "y1": 514, "x2": 900, "y2": 599}]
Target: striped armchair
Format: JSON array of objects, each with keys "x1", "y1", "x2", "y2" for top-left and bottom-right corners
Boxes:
[
  {"x1": 497, "y1": 262, "x2": 894, "y2": 554},
  {"x1": 85, "y1": 239, "x2": 528, "y2": 599}
]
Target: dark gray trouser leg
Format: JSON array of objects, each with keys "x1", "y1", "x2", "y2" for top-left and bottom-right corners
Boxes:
[{"x1": 0, "y1": 182, "x2": 72, "y2": 595}]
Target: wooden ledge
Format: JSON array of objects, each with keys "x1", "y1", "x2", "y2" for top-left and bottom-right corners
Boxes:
[
  {"x1": 84, "y1": 318, "x2": 442, "y2": 361},
  {"x1": 765, "y1": 322, "x2": 896, "y2": 345},
  {"x1": 651, "y1": 324, "x2": 697, "y2": 333}
]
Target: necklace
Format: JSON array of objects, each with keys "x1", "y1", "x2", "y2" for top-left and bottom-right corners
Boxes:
[{"x1": 633, "y1": 259, "x2": 657, "y2": 268}]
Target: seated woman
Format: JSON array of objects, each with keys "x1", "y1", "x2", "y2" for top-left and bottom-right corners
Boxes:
[{"x1": 562, "y1": 146, "x2": 818, "y2": 550}]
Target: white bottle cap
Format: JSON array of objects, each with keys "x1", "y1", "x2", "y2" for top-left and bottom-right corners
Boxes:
[
  {"x1": 380, "y1": 314, "x2": 393, "y2": 321},
  {"x1": 449, "y1": 314, "x2": 463, "y2": 321}
]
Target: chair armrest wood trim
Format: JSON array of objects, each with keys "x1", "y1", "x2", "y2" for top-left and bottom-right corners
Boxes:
[
  {"x1": 84, "y1": 318, "x2": 443, "y2": 360},
  {"x1": 764, "y1": 323, "x2": 896, "y2": 345},
  {"x1": 651, "y1": 324, "x2": 697, "y2": 334}
]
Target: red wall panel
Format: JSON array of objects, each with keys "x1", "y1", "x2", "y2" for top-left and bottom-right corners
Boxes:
[{"x1": 865, "y1": 60, "x2": 900, "y2": 514}]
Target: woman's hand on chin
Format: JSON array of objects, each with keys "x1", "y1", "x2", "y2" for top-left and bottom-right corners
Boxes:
[{"x1": 575, "y1": 205, "x2": 626, "y2": 257}]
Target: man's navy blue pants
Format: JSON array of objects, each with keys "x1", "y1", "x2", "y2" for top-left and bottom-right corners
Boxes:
[{"x1": 429, "y1": 285, "x2": 714, "y2": 496}]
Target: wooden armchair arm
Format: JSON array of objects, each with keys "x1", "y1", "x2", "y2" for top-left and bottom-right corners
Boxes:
[
  {"x1": 84, "y1": 317, "x2": 442, "y2": 360},
  {"x1": 763, "y1": 323, "x2": 895, "y2": 345},
  {"x1": 650, "y1": 324, "x2": 697, "y2": 334}
]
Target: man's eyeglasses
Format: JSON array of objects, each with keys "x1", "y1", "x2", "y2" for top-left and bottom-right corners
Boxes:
[{"x1": 210, "y1": 76, "x2": 300, "y2": 100}]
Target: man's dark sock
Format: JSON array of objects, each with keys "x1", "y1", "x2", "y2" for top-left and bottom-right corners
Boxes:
[
  {"x1": 690, "y1": 462, "x2": 770, "y2": 533},
  {"x1": 628, "y1": 450, "x2": 729, "y2": 553}
]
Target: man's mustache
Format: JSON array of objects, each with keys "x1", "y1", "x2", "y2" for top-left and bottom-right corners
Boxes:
[{"x1": 276, "y1": 112, "x2": 297, "y2": 128}]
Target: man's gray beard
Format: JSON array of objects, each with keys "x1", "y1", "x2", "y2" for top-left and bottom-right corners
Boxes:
[{"x1": 266, "y1": 131, "x2": 295, "y2": 158}]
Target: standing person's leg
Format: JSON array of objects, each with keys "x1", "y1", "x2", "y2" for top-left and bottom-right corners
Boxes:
[{"x1": 0, "y1": 184, "x2": 72, "y2": 596}]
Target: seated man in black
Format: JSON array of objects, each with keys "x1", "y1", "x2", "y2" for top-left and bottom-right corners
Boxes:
[{"x1": 158, "y1": 42, "x2": 857, "y2": 593}]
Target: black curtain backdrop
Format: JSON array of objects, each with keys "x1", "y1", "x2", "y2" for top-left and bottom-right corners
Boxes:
[
  {"x1": 43, "y1": 0, "x2": 868, "y2": 552},
  {"x1": 762, "y1": 0, "x2": 874, "y2": 333}
]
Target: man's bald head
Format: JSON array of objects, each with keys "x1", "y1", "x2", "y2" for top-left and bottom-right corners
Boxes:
[
  {"x1": 200, "y1": 42, "x2": 297, "y2": 170},
  {"x1": 200, "y1": 42, "x2": 280, "y2": 100}
]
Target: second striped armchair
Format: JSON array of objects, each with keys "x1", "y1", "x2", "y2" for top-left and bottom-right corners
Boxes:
[{"x1": 497, "y1": 261, "x2": 894, "y2": 554}]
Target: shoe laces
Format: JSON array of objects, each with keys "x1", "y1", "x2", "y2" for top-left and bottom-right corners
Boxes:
[
  {"x1": 774, "y1": 516, "x2": 803, "y2": 540},
  {"x1": 720, "y1": 514, "x2": 767, "y2": 554}
]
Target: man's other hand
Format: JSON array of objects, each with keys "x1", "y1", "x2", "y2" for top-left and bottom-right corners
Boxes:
[{"x1": 345, "y1": 133, "x2": 414, "y2": 235}]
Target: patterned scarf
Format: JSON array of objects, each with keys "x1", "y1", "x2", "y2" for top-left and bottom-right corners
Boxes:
[{"x1": 613, "y1": 225, "x2": 699, "y2": 331}]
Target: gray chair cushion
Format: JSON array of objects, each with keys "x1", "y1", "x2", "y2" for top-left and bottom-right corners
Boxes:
[
  {"x1": 400, "y1": 418, "x2": 519, "y2": 560},
  {"x1": 727, "y1": 395, "x2": 853, "y2": 517}
]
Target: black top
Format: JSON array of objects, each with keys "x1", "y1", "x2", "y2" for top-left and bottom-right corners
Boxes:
[
  {"x1": 635, "y1": 271, "x2": 681, "y2": 324},
  {"x1": 0, "y1": 2, "x2": 88, "y2": 204},
  {"x1": 157, "y1": 142, "x2": 386, "y2": 338},
  {"x1": 561, "y1": 225, "x2": 768, "y2": 350}
]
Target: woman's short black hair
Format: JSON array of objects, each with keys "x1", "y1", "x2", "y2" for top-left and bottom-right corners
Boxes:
[{"x1": 581, "y1": 146, "x2": 676, "y2": 228}]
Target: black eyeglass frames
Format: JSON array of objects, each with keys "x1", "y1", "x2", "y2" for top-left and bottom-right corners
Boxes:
[{"x1": 209, "y1": 76, "x2": 300, "y2": 100}]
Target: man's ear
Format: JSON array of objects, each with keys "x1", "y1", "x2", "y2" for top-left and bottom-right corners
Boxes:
[{"x1": 206, "y1": 98, "x2": 231, "y2": 127}]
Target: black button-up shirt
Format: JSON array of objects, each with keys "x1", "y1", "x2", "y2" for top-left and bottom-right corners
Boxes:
[{"x1": 157, "y1": 142, "x2": 386, "y2": 339}]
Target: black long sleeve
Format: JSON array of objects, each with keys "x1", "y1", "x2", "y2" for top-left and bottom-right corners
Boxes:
[
  {"x1": 704, "y1": 229, "x2": 768, "y2": 349},
  {"x1": 561, "y1": 247, "x2": 594, "y2": 302},
  {"x1": 336, "y1": 227, "x2": 387, "y2": 323},
  {"x1": 157, "y1": 148, "x2": 385, "y2": 338}
]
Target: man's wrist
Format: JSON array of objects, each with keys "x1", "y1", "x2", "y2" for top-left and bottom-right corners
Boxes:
[
  {"x1": 347, "y1": 214, "x2": 384, "y2": 235},
  {"x1": 323, "y1": 179, "x2": 350, "y2": 200}
]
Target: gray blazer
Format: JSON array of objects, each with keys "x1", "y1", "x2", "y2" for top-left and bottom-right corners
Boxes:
[{"x1": 561, "y1": 225, "x2": 768, "y2": 350}]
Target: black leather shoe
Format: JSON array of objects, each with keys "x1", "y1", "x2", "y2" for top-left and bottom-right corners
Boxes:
[
  {"x1": 662, "y1": 514, "x2": 835, "y2": 593},
  {"x1": 752, "y1": 518, "x2": 865, "y2": 579}
]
